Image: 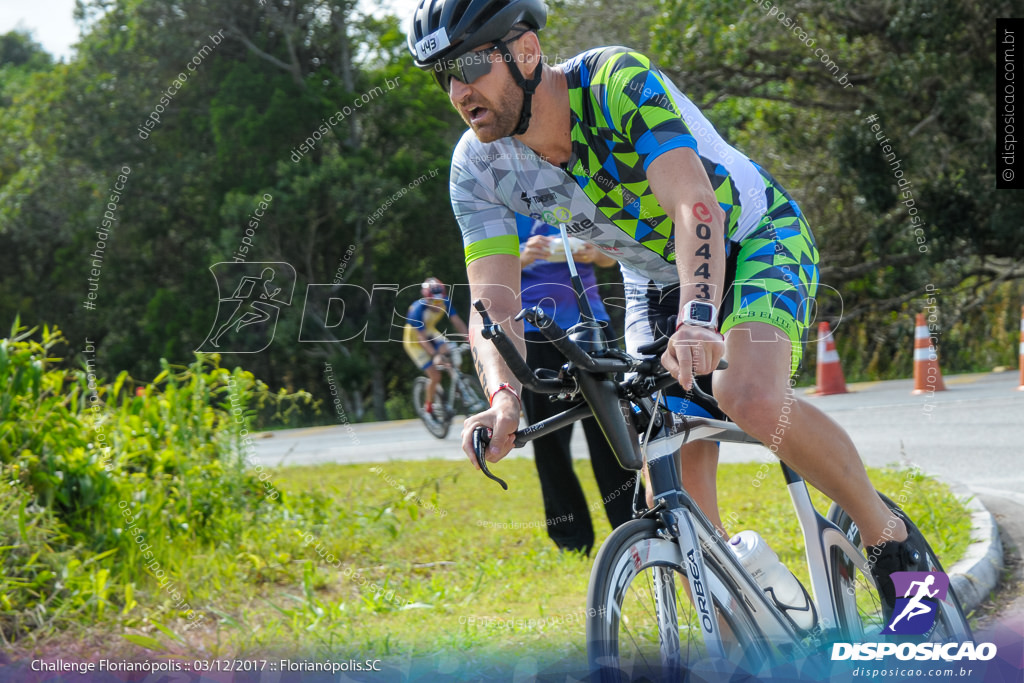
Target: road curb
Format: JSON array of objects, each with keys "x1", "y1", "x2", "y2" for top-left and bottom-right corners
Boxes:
[{"x1": 944, "y1": 481, "x2": 1004, "y2": 616}]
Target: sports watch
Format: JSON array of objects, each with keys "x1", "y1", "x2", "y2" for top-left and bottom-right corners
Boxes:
[{"x1": 679, "y1": 300, "x2": 719, "y2": 331}]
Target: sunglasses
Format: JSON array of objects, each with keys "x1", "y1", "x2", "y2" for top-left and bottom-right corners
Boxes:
[{"x1": 432, "y1": 32, "x2": 527, "y2": 92}]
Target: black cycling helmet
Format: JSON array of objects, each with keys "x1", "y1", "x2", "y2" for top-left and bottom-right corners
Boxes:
[
  {"x1": 408, "y1": 0, "x2": 546, "y2": 66},
  {"x1": 408, "y1": 0, "x2": 547, "y2": 135}
]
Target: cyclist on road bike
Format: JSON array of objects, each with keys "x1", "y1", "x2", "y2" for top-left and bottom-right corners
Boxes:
[
  {"x1": 407, "y1": 0, "x2": 925, "y2": 616},
  {"x1": 403, "y1": 277, "x2": 469, "y2": 419}
]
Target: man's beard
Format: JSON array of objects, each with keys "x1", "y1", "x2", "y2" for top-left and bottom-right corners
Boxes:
[{"x1": 468, "y1": 85, "x2": 523, "y2": 142}]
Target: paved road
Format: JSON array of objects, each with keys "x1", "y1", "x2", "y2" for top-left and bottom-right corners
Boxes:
[
  {"x1": 254, "y1": 370, "x2": 1022, "y2": 490},
  {"x1": 255, "y1": 370, "x2": 1024, "y2": 622}
]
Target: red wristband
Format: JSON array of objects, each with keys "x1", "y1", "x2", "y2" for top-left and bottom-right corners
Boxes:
[{"x1": 488, "y1": 383, "x2": 521, "y2": 408}]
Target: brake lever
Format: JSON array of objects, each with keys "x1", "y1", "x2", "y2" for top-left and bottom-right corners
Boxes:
[
  {"x1": 687, "y1": 378, "x2": 719, "y2": 410},
  {"x1": 472, "y1": 427, "x2": 508, "y2": 490},
  {"x1": 635, "y1": 358, "x2": 729, "y2": 410}
]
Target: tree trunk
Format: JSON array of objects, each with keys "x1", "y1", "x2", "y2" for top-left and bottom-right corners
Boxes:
[
  {"x1": 370, "y1": 361, "x2": 387, "y2": 422},
  {"x1": 360, "y1": 236, "x2": 388, "y2": 421}
]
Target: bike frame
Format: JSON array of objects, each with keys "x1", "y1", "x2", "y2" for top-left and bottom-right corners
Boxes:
[
  {"x1": 512, "y1": 387, "x2": 873, "y2": 665},
  {"x1": 473, "y1": 300, "x2": 875, "y2": 665},
  {"x1": 639, "y1": 410, "x2": 872, "y2": 660}
]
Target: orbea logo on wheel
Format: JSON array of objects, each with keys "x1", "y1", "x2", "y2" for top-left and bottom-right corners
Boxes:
[{"x1": 831, "y1": 570, "x2": 996, "y2": 662}]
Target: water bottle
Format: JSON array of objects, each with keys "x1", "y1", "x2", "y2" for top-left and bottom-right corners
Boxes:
[{"x1": 728, "y1": 530, "x2": 815, "y2": 631}]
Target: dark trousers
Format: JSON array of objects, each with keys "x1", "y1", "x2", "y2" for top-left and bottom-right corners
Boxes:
[{"x1": 522, "y1": 332, "x2": 637, "y2": 554}]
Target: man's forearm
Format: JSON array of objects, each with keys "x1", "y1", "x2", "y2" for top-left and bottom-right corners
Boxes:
[
  {"x1": 672, "y1": 199, "x2": 726, "y2": 316},
  {"x1": 468, "y1": 311, "x2": 526, "y2": 398},
  {"x1": 465, "y1": 255, "x2": 526, "y2": 402}
]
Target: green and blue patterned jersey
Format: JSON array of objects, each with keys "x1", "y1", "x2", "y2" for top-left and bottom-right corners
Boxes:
[{"x1": 450, "y1": 46, "x2": 776, "y2": 288}]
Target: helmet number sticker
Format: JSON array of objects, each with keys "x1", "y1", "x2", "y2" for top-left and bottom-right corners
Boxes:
[{"x1": 415, "y1": 28, "x2": 451, "y2": 61}]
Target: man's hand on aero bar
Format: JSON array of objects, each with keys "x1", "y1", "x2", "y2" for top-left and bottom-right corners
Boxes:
[
  {"x1": 661, "y1": 324, "x2": 726, "y2": 391},
  {"x1": 460, "y1": 390, "x2": 520, "y2": 465}
]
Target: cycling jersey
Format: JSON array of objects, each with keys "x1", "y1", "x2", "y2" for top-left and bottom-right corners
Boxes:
[
  {"x1": 451, "y1": 46, "x2": 779, "y2": 285},
  {"x1": 403, "y1": 297, "x2": 455, "y2": 370},
  {"x1": 404, "y1": 298, "x2": 453, "y2": 341}
]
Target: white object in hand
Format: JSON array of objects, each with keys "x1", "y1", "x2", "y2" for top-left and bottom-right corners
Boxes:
[{"x1": 546, "y1": 236, "x2": 585, "y2": 262}]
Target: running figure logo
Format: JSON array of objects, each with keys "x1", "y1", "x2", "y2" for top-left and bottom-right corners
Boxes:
[
  {"x1": 882, "y1": 571, "x2": 950, "y2": 635},
  {"x1": 197, "y1": 262, "x2": 296, "y2": 353}
]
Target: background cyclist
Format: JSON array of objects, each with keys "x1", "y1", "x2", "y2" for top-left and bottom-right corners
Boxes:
[{"x1": 403, "y1": 277, "x2": 469, "y2": 421}]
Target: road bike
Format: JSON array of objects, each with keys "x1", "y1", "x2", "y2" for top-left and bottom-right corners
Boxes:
[
  {"x1": 412, "y1": 342, "x2": 488, "y2": 439},
  {"x1": 469, "y1": 299, "x2": 972, "y2": 681}
]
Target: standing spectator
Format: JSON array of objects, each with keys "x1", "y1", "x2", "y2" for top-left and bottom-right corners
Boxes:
[{"x1": 517, "y1": 213, "x2": 635, "y2": 554}]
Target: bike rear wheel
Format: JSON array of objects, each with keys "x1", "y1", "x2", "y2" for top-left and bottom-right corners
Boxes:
[
  {"x1": 826, "y1": 492, "x2": 972, "y2": 643},
  {"x1": 412, "y1": 376, "x2": 450, "y2": 439},
  {"x1": 586, "y1": 518, "x2": 771, "y2": 682}
]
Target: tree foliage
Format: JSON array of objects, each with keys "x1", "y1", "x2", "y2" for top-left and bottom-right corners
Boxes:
[
  {"x1": 0, "y1": 0, "x2": 465, "y2": 421},
  {"x1": 0, "y1": 0, "x2": 1019, "y2": 424},
  {"x1": 551, "y1": 0, "x2": 1022, "y2": 377}
]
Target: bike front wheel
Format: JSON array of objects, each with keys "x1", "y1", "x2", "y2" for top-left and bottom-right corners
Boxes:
[
  {"x1": 586, "y1": 518, "x2": 771, "y2": 682},
  {"x1": 826, "y1": 492, "x2": 972, "y2": 643},
  {"x1": 412, "y1": 376, "x2": 450, "y2": 439}
]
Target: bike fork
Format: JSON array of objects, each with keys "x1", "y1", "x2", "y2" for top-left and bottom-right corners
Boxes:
[
  {"x1": 647, "y1": 449, "x2": 729, "y2": 668},
  {"x1": 667, "y1": 506, "x2": 728, "y2": 661}
]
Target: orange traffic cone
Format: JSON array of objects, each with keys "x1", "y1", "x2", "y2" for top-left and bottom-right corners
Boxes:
[
  {"x1": 912, "y1": 313, "x2": 946, "y2": 395},
  {"x1": 814, "y1": 321, "x2": 848, "y2": 395},
  {"x1": 1017, "y1": 305, "x2": 1023, "y2": 391}
]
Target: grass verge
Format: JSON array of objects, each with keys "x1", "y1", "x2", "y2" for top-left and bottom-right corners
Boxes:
[{"x1": 7, "y1": 457, "x2": 973, "y2": 671}]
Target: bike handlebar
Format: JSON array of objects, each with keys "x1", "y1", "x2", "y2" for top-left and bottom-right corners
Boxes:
[
  {"x1": 474, "y1": 299, "x2": 724, "y2": 403},
  {"x1": 518, "y1": 307, "x2": 601, "y2": 371},
  {"x1": 471, "y1": 298, "x2": 729, "y2": 489}
]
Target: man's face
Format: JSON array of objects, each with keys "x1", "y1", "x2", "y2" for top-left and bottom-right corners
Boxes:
[{"x1": 447, "y1": 44, "x2": 524, "y2": 143}]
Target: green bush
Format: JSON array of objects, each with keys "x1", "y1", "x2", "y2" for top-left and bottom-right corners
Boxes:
[{"x1": 0, "y1": 322, "x2": 312, "y2": 642}]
